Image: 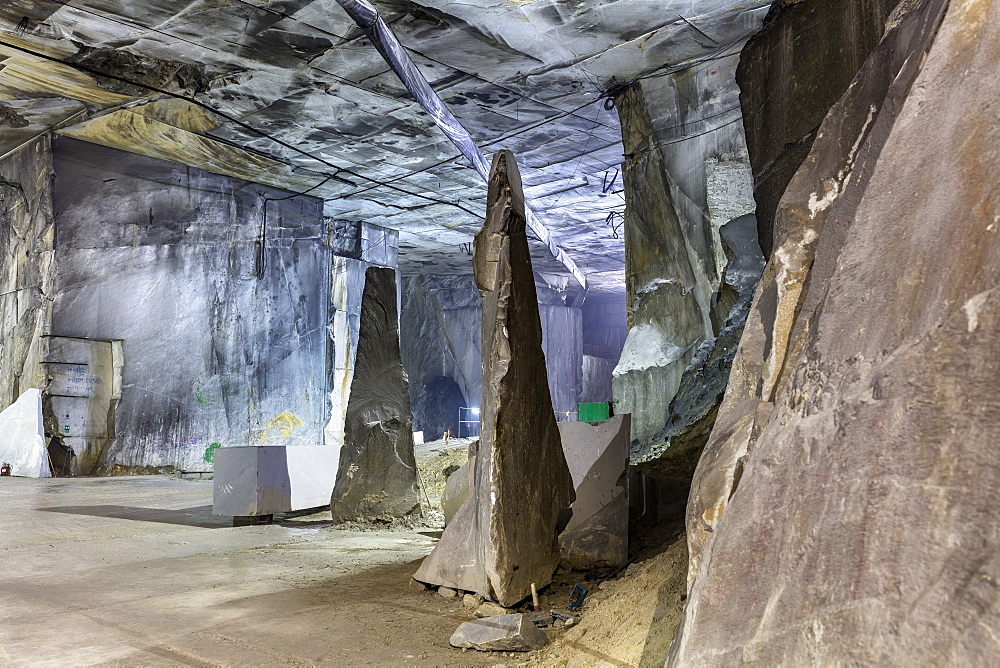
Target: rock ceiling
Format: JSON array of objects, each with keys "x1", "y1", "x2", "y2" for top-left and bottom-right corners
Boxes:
[{"x1": 0, "y1": 0, "x2": 771, "y2": 292}]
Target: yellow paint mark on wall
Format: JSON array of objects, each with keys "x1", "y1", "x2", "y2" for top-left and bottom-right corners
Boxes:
[{"x1": 264, "y1": 412, "x2": 304, "y2": 439}]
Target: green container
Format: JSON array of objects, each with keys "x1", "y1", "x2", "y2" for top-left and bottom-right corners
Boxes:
[{"x1": 577, "y1": 402, "x2": 610, "y2": 423}]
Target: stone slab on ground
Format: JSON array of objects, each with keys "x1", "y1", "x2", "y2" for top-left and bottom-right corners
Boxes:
[
  {"x1": 413, "y1": 150, "x2": 575, "y2": 606},
  {"x1": 331, "y1": 266, "x2": 420, "y2": 522},
  {"x1": 449, "y1": 614, "x2": 549, "y2": 652},
  {"x1": 557, "y1": 415, "x2": 630, "y2": 569}
]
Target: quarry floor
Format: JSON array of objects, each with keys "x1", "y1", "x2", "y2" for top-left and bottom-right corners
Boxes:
[{"x1": 0, "y1": 475, "x2": 504, "y2": 666}]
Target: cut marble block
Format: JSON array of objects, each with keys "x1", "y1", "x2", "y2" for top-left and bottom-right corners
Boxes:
[
  {"x1": 330, "y1": 266, "x2": 420, "y2": 522},
  {"x1": 557, "y1": 414, "x2": 631, "y2": 569},
  {"x1": 213, "y1": 446, "x2": 339, "y2": 516},
  {"x1": 413, "y1": 150, "x2": 575, "y2": 606},
  {"x1": 0, "y1": 389, "x2": 51, "y2": 478}
]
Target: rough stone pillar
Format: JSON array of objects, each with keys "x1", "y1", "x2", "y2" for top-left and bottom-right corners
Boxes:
[
  {"x1": 0, "y1": 135, "x2": 55, "y2": 412},
  {"x1": 612, "y1": 82, "x2": 709, "y2": 442},
  {"x1": 330, "y1": 265, "x2": 420, "y2": 522},
  {"x1": 413, "y1": 150, "x2": 575, "y2": 606}
]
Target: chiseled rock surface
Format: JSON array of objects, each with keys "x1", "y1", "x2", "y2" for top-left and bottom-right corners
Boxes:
[
  {"x1": 557, "y1": 415, "x2": 630, "y2": 569},
  {"x1": 737, "y1": 0, "x2": 898, "y2": 256},
  {"x1": 629, "y1": 213, "x2": 764, "y2": 519},
  {"x1": 330, "y1": 266, "x2": 420, "y2": 522},
  {"x1": 611, "y1": 82, "x2": 711, "y2": 443},
  {"x1": 672, "y1": 0, "x2": 1000, "y2": 663},
  {"x1": 449, "y1": 614, "x2": 549, "y2": 652},
  {"x1": 414, "y1": 150, "x2": 575, "y2": 606},
  {"x1": 0, "y1": 135, "x2": 54, "y2": 414}
]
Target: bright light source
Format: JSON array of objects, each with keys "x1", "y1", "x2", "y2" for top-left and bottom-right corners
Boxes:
[{"x1": 471, "y1": 407, "x2": 480, "y2": 416}]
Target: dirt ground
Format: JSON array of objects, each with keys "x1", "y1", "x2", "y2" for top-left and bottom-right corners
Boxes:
[
  {"x1": 413, "y1": 437, "x2": 692, "y2": 666},
  {"x1": 536, "y1": 523, "x2": 688, "y2": 667},
  {"x1": 2, "y1": 454, "x2": 690, "y2": 666}
]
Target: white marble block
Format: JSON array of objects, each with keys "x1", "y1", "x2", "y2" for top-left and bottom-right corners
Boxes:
[{"x1": 213, "y1": 446, "x2": 340, "y2": 516}]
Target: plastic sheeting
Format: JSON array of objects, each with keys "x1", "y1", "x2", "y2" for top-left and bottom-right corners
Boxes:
[
  {"x1": 334, "y1": 0, "x2": 587, "y2": 288},
  {"x1": 0, "y1": 389, "x2": 52, "y2": 478}
]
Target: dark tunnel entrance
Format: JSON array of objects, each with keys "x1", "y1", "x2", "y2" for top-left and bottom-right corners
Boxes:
[{"x1": 413, "y1": 376, "x2": 467, "y2": 442}]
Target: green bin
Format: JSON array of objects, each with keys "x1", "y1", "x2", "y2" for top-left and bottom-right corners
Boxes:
[{"x1": 577, "y1": 402, "x2": 610, "y2": 423}]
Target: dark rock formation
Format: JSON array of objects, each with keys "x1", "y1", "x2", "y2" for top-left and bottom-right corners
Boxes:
[
  {"x1": 0, "y1": 103, "x2": 29, "y2": 128},
  {"x1": 738, "y1": 0, "x2": 899, "y2": 256},
  {"x1": 630, "y1": 214, "x2": 764, "y2": 519},
  {"x1": 558, "y1": 415, "x2": 631, "y2": 570},
  {"x1": 67, "y1": 46, "x2": 216, "y2": 96},
  {"x1": 413, "y1": 150, "x2": 575, "y2": 606},
  {"x1": 672, "y1": 0, "x2": 1000, "y2": 661},
  {"x1": 330, "y1": 266, "x2": 420, "y2": 522}
]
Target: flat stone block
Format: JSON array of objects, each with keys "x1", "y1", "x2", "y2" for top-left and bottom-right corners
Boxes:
[
  {"x1": 557, "y1": 414, "x2": 631, "y2": 569},
  {"x1": 212, "y1": 446, "x2": 339, "y2": 517},
  {"x1": 449, "y1": 614, "x2": 549, "y2": 652}
]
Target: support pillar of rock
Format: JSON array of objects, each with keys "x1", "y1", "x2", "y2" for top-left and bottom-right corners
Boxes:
[
  {"x1": 413, "y1": 150, "x2": 575, "y2": 606},
  {"x1": 330, "y1": 265, "x2": 420, "y2": 522}
]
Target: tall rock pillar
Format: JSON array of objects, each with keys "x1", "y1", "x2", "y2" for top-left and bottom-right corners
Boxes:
[
  {"x1": 413, "y1": 150, "x2": 575, "y2": 606},
  {"x1": 330, "y1": 265, "x2": 420, "y2": 522}
]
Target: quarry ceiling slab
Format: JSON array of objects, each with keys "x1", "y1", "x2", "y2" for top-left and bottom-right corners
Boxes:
[{"x1": 0, "y1": 0, "x2": 771, "y2": 291}]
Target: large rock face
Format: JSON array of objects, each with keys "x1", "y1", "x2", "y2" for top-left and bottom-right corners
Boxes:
[
  {"x1": 672, "y1": 0, "x2": 1000, "y2": 662},
  {"x1": 413, "y1": 150, "x2": 575, "y2": 606},
  {"x1": 0, "y1": 135, "x2": 54, "y2": 414},
  {"x1": 611, "y1": 53, "x2": 756, "y2": 445},
  {"x1": 330, "y1": 266, "x2": 419, "y2": 522},
  {"x1": 611, "y1": 82, "x2": 711, "y2": 443},
  {"x1": 737, "y1": 0, "x2": 898, "y2": 256},
  {"x1": 50, "y1": 138, "x2": 330, "y2": 471}
]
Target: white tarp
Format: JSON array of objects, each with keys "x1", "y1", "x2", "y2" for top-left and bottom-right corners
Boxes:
[{"x1": 0, "y1": 388, "x2": 52, "y2": 478}]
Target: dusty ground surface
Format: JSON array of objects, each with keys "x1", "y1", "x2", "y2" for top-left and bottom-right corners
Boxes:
[
  {"x1": 0, "y1": 465, "x2": 689, "y2": 665},
  {"x1": 0, "y1": 475, "x2": 517, "y2": 666},
  {"x1": 535, "y1": 520, "x2": 688, "y2": 667}
]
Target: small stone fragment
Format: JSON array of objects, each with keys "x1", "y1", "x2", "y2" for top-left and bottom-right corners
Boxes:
[
  {"x1": 475, "y1": 602, "x2": 508, "y2": 618},
  {"x1": 449, "y1": 614, "x2": 549, "y2": 652},
  {"x1": 525, "y1": 611, "x2": 554, "y2": 628},
  {"x1": 438, "y1": 586, "x2": 457, "y2": 598},
  {"x1": 564, "y1": 616, "x2": 576, "y2": 628},
  {"x1": 463, "y1": 593, "x2": 485, "y2": 609},
  {"x1": 408, "y1": 578, "x2": 429, "y2": 592}
]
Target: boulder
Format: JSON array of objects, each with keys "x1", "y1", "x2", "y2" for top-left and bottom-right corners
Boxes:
[
  {"x1": 672, "y1": 0, "x2": 1000, "y2": 663},
  {"x1": 557, "y1": 415, "x2": 631, "y2": 569},
  {"x1": 413, "y1": 149, "x2": 575, "y2": 606},
  {"x1": 449, "y1": 614, "x2": 549, "y2": 652},
  {"x1": 330, "y1": 266, "x2": 420, "y2": 522},
  {"x1": 475, "y1": 602, "x2": 509, "y2": 618}
]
